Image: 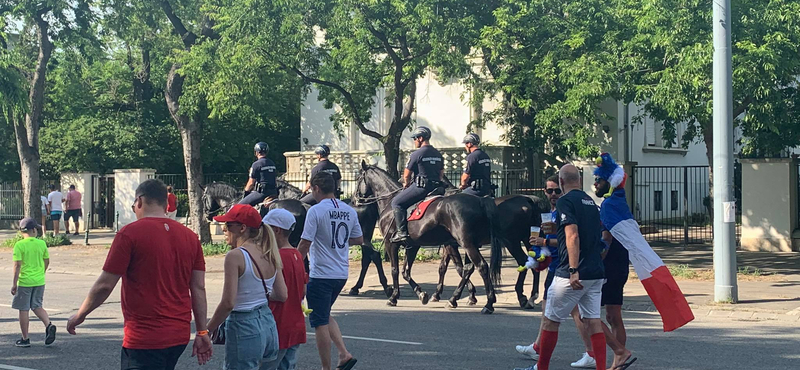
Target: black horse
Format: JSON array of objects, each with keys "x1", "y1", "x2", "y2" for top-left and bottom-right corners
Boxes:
[{"x1": 353, "y1": 161, "x2": 506, "y2": 314}]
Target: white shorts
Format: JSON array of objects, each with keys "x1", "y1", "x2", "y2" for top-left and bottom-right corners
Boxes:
[{"x1": 544, "y1": 276, "x2": 605, "y2": 322}]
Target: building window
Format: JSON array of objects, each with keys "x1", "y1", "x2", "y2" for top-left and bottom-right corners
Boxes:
[
  {"x1": 654, "y1": 190, "x2": 663, "y2": 212},
  {"x1": 671, "y1": 190, "x2": 679, "y2": 211},
  {"x1": 645, "y1": 116, "x2": 684, "y2": 149}
]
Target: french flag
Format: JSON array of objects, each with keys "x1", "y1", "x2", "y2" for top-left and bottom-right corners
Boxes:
[{"x1": 601, "y1": 189, "x2": 694, "y2": 332}]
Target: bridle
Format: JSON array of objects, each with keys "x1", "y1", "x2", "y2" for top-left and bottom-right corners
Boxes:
[{"x1": 352, "y1": 171, "x2": 402, "y2": 206}]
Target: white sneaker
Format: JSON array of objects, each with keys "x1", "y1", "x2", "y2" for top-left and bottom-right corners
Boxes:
[
  {"x1": 570, "y1": 352, "x2": 597, "y2": 368},
  {"x1": 513, "y1": 365, "x2": 537, "y2": 370},
  {"x1": 515, "y1": 344, "x2": 539, "y2": 360}
]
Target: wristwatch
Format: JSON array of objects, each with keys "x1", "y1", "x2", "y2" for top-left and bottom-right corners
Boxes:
[{"x1": 568, "y1": 267, "x2": 578, "y2": 275}]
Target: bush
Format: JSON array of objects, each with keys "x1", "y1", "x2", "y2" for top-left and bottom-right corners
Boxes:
[
  {"x1": 202, "y1": 242, "x2": 231, "y2": 256},
  {"x1": 1, "y1": 232, "x2": 72, "y2": 248}
]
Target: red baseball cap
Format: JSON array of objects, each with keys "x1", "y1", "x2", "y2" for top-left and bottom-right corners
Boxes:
[{"x1": 213, "y1": 204, "x2": 262, "y2": 228}]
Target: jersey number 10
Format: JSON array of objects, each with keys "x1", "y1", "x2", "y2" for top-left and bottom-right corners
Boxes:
[{"x1": 330, "y1": 221, "x2": 350, "y2": 249}]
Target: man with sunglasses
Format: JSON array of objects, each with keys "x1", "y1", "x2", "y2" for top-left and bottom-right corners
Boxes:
[{"x1": 390, "y1": 126, "x2": 444, "y2": 243}]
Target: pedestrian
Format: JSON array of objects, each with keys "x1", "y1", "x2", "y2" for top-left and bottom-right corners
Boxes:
[
  {"x1": 459, "y1": 133, "x2": 494, "y2": 197},
  {"x1": 40, "y1": 193, "x2": 49, "y2": 235},
  {"x1": 11, "y1": 217, "x2": 57, "y2": 348},
  {"x1": 167, "y1": 186, "x2": 178, "y2": 220},
  {"x1": 66, "y1": 179, "x2": 212, "y2": 369},
  {"x1": 301, "y1": 145, "x2": 342, "y2": 205},
  {"x1": 208, "y1": 204, "x2": 288, "y2": 370},
  {"x1": 63, "y1": 185, "x2": 82, "y2": 235},
  {"x1": 46, "y1": 185, "x2": 63, "y2": 236},
  {"x1": 514, "y1": 164, "x2": 607, "y2": 370},
  {"x1": 298, "y1": 172, "x2": 363, "y2": 370},
  {"x1": 262, "y1": 209, "x2": 308, "y2": 370}
]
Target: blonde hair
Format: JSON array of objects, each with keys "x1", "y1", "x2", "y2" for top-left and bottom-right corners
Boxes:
[{"x1": 244, "y1": 224, "x2": 282, "y2": 270}]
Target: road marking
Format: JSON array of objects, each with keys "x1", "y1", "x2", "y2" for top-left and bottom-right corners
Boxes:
[
  {"x1": 307, "y1": 332, "x2": 422, "y2": 346},
  {"x1": 0, "y1": 364, "x2": 41, "y2": 370}
]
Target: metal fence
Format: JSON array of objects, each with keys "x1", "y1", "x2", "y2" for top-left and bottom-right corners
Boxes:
[
  {"x1": 151, "y1": 173, "x2": 247, "y2": 218},
  {"x1": 0, "y1": 179, "x2": 62, "y2": 220}
]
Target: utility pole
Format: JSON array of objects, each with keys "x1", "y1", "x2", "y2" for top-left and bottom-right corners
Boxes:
[{"x1": 712, "y1": 0, "x2": 738, "y2": 302}]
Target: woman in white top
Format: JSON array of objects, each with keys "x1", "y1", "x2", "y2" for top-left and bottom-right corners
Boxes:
[{"x1": 208, "y1": 205, "x2": 288, "y2": 370}]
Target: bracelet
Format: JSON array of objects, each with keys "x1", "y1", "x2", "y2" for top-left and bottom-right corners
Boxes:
[{"x1": 197, "y1": 330, "x2": 209, "y2": 337}]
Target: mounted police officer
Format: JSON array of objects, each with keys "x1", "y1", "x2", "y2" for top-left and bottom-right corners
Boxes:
[
  {"x1": 239, "y1": 142, "x2": 278, "y2": 206},
  {"x1": 301, "y1": 144, "x2": 342, "y2": 205},
  {"x1": 390, "y1": 126, "x2": 444, "y2": 243},
  {"x1": 459, "y1": 133, "x2": 494, "y2": 197}
]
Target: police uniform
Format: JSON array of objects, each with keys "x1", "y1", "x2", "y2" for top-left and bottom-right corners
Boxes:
[
  {"x1": 391, "y1": 145, "x2": 444, "y2": 211},
  {"x1": 239, "y1": 157, "x2": 278, "y2": 206},
  {"x1": 461, "y1": 148, "x2": 493, "y2": 197},
  {"x1": 301, "y1": 159, "x2": 342, "y2": 204}
]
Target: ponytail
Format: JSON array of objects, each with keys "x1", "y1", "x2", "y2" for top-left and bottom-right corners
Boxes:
[{"x1": 247, "y1": 224, "x2": 282, "y2": 270}]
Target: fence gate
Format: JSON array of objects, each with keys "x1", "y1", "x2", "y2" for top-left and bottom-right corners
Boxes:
[{"x1": 90, "y1": 175, "x2": 115, "y2": 229}]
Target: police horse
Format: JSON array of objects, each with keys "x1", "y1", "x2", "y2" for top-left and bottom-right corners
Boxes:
[
  {"x1": 202, "y1": 177, "x2": 393, "y2": 297},
  {"x1": 353, "y1": 161, "x2": 506, "y2": 314}
]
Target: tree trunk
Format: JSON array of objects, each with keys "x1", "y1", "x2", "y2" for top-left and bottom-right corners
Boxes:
[
  {"x1": 703, "y1": 125, "x2": 714, "y2": 222},
  {"x1": 383, "y1": 133, "x2": 403, "y2": 180},
  {"x1": 13, "y1": 13, "x2": 52, "y2": 222},
  {"x1": 166, "y1": 64, "x2": 211, "y2": 242}
]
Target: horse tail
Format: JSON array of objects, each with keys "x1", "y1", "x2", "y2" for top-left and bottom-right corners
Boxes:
[{"x1": 481, "y1": 196, "x2": 505, "y2": 285}]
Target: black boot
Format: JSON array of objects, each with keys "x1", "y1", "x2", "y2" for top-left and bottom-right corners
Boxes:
[{"x1": 391, "y1": 208, "x2": 410, "y2": 243}]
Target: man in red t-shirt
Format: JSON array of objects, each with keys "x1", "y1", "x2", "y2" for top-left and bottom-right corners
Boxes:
[
  {"x1": 262, "y1": 209, "x2": 308, "y2": 370},
  {"x1": 66, "y1": 179, "x2": 212, "y2": 369},
  {"x1": 166, "y1": 186, "x2": 178, "y2": 220}
]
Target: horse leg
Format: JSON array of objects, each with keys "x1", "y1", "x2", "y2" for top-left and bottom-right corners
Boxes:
[
  {"x1": 348, "y1": 245, "x2": 373, "y2": 296},
  {"x1": 464, "y1": 245, "x2": 496, "y2": 314},
  {"x1": 370, "y1": 245, "x2": 392, "y2": 298},
  {"x1": 402, "y1": 247, "x2": 429, "y2": 305},
  {"x1": 451, "y1": 247, "x2": 478, "y2": 305},
  {"x1": 432, "y1": 244, "x2": 453, "y2": 302},
  {"x1": 447, "y1": 259, "x2": 475, "y2": 309},
  {"x1": 516, "y1": 267, "x2": 530, "y2": 309},
  {"x1": 387, "y1": 242, "x2": 401, "y2": 307}
]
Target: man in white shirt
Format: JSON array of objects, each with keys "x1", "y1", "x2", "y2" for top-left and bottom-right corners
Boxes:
[
  {"x1": 40, "y1": 194, "x2": 49, "y2": 235},
  {"x1": 298, "y1": 172, "x2": 363, "y2": 370},
  {"x1": 46, "y1": 185, "x2": 63, "y2": 236}
]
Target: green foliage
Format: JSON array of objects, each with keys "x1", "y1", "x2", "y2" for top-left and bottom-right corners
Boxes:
[
  {"x1": 202, "y1": 242, "x2": 231, "y2": 256},
  {"x1": 1, "y1": 232, "x2": 72, "y2": 248}
]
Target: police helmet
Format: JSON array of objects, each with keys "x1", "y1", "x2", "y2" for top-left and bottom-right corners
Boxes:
[
  {"x1": 411, "y1": 126, "x2": 432, "y2": 141},
  {"x1": 314, "y1": 145, "x2": 331, "y2": 157},
  {"x1": 462, "y1": 133, "x2": 480, "y2": 145},
  {"x1": 254, "y1": 142, "x2": 269, "y2": 155}
]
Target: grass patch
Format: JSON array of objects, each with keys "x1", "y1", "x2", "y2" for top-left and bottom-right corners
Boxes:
[
  {"x1": 202, "y1": 242, "x2": 231, "y2": 256},
  {"x1": 631, "y1": 264, "x2": 781, "y2": 282},
  {"x1": 668, "y1": 264, "x2": 698, "y2": 279},
  {"x1": 738, "y1": 266, "x2": 765, "y2": 277},
  {"x1": 1, "y1": 232, "x2": 72, "y2": 248}
]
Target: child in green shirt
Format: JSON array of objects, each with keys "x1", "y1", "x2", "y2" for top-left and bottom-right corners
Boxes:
[{"x1": 11, "y1": 217, "x2": 56, "y2": 347}]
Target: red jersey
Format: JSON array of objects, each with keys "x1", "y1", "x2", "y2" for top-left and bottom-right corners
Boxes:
[
  {"x1": 167, "y1": 193, "x2": 178, "y2": 212},
  {"x1": 103, "y1": 217, "x2": 205, "y2": 349},
  {"x1": 269, "y1": 248, "x2": 308, "y2": 349}
]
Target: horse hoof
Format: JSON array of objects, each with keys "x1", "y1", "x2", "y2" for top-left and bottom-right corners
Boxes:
[
  {"x1": 468, "y1": 299, "x2": 478, "y2": 306},
  {"x1": 518, "y1": 298, "x2": 528, "y2": 308},
  {"x1": 481, "y1": 307, "x2": 495, "y2": 315},
  {"x1": 348, "y1": 288, "x2": 359, "y2": 296},
  {"x1": 420, "y1": 292, "x2": 430, "y2": 305},
  {"x1": 386, "y1": 300, "x2": 397, "y2": 307},
  {"x1": 524, "y1": 301, "x2": 536, "y2": 310},
  {"x1": 431, "y1": 294, "x2": 440, "y2": 303},
  {"x1": 447, "y1": 300, "x2": 458, "y2": 309},
  {"x1": 384, "y1": 287, "x2": 394, "y2": 298}
]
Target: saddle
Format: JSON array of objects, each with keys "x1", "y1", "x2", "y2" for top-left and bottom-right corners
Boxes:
[{"x1": 407, "y1": 187, "x2": 446, "y2": 221}]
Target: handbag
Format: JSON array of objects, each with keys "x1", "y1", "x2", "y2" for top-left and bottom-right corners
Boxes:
[{"x1": 211, "y1": 247, "x2": 271, "y2": 345}]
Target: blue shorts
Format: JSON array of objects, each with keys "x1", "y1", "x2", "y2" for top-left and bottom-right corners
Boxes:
[
  {"x1": 50, "y1": 211, "x2": 62, "y2": 221},
  {"x1": 224, "y1": 304, "x2": 279, "y2": 370},
  {"x1": 307, "y1": 278, "x2": 347, "y2": 328}
]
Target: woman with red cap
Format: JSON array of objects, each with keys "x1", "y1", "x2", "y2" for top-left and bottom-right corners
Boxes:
[{"x1": 207, "y1": 204, "x2": 288, "y2": 370}]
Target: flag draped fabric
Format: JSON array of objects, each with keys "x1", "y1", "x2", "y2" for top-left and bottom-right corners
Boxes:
[{"x1": 601, "y1": 189, "x2": 694, "y2": 332}]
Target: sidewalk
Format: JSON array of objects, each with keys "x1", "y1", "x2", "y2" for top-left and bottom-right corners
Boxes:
[{"x1": 1, "y1": 229, "x2": 799, "y2": 322}]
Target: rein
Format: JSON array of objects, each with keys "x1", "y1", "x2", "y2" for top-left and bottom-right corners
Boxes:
[{"x1": 353, "y1": 187, "x2": 402, "y2": 206}]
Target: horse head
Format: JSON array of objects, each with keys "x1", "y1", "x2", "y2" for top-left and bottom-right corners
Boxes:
[
  {"x1": 202, "y1": 182, "x2": 241, "y2": 220},
  {"x1": 276, "y1": 177, "x2": 303, "y2": 200}
]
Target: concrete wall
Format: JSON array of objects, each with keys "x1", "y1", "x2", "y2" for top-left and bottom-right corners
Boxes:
[
  {"x1": 114, "y1": 169, "x2": 155, "y2": 229},
  {"x1": 740, "y1": 158, "x2": 799, "y2": 252},
  {"x1": 59, "y1": 172, "x2": 97, "y2": 232}
]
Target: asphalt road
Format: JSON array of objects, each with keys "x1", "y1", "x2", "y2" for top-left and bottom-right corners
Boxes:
[{"x1": 1, "y1": 271, "x2": 798, "y2": 370}]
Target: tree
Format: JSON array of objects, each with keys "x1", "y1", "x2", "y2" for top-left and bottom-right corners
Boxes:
[{"x1": 213, "y1": 0, "x2": 482, "y2": 178}]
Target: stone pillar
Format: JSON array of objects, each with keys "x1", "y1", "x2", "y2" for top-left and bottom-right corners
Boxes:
[
  {"x1": 740, "y1": 158, "x2": 799, "y2": 252},
  {"x1": 59, "y1": 172, "x2": 97, "y2": 232},
  {"x1": 575, "y1": 160, "x2": 603, "y2": 205},
  {"x1": 114, "y1": 169, "x2": 156, "y2": 229}
]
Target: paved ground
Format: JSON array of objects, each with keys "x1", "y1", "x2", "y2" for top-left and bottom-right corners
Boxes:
[{"x1": 1, "y1": 231, "x2": 800, "y2": 369}]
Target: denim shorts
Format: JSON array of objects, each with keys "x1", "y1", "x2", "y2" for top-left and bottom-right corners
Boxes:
[
  {"x1": 261, "y1": 345, "x2": 300, "y2": 370},
  {"x1": 224, "y1": 304, "x2": 279, "y2": 370},
  {"x1": 307, "y1": 278, "x2": 347, "y2": 328}
]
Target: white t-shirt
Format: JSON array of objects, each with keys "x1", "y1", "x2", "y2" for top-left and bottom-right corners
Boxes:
[
  {"x1": 301, "y1": 198, "x2": 363, "y2": 279},
  {"x1": 47, "y1": 191, "x2": 63, "y2": 212},
  {"x1": 40, "y1": 196, "x2": 48, "y2": 212}
]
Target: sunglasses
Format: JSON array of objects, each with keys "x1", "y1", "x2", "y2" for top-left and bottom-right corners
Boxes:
[
  {"x1": 130, "y1": 196, "x2": 140, "y2": 213},
  {"x1": 545, "y1": 188, "x2": 562, "y2": 195},
  {"x1": 222, "y1": 222, "x2": 242, "y2": 233}
]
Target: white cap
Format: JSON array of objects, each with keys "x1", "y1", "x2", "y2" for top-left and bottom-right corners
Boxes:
[{"x1": 262, "y1": 209, "x2": 296, "y2": 231}]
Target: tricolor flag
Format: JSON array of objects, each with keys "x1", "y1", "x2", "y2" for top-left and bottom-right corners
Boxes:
[{"x1": 601, "y1": 189, "x2": 695, "y2": 332}]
